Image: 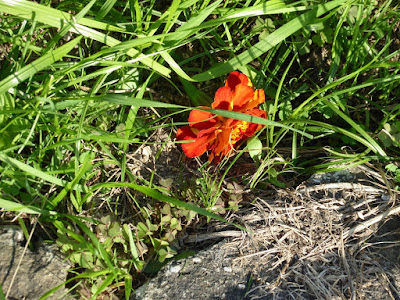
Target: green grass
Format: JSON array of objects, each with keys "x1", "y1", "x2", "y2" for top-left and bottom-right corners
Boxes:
[{"x1": 0, "y1": 0, "x2": 399, "y2": 298}]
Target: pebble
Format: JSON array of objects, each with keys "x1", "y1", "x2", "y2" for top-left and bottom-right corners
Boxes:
[
  {"x1": 193, "y1": 257, "x2": 202, "y2": 263},
  {"x1": 223, "y1": 267, "x2": 232, "y2": 273},
  {"x1": 169, "y1": 264, "x2": 182, "y2": 274}
]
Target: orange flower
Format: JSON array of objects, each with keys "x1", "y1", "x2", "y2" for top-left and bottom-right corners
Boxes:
[{"x1": 177, "y1": 71, "x2": 266, "y2": 163}]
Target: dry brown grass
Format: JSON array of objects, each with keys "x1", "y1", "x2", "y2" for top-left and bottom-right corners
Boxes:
[{"x1": 193, "y1": 165, "x2": 400, "y2": 299}]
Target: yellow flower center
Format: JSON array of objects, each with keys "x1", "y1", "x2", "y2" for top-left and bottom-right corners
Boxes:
[{"x1": 230, "y1": 121, "x2": 249, "y2": 144}]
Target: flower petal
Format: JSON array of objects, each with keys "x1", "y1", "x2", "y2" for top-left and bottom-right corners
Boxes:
[
  {"x1": 176, "y1": 126, "x2": 212, "y2": 158},
  {"x1": 188, "y1": 107, "x2": 217, "y2": 130},
  {"x1": 242, "y1": 109, "x2": 267, "y2": 137},
  {"x1": 213, "y1": 128, "x2": 233, "y2": 158},
  {"x1": 225, "y1": 71, "x2": 249, "y2": 90},
  {"x1": 243, "y1": 88, "x2": 265, "y2": 111},
  {"x1": 212, "y1": 86, "x2": 232, "y2": 110},
  {"x1": 231, "y1": 84, "x2": 255, "y2": 112}
]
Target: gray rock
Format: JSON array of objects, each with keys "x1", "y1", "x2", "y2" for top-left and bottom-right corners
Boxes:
[
  {"x1": 134, "y1": 241, "x2": 251, "y2": 300},
  {"x1": 0, "y1": 226, "x2": 71, "y2": 300},
  {"x1": 306, "y1": 167, "x2": 359, "y2": 185}
]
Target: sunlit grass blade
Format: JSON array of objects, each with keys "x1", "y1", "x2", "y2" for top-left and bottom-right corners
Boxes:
[
  {"x1": 0, "y1": 37, "x2": 82, "y2": 95},
  {"x1": 163, "y1": 0, "x2": 222, "y2": 45},
  {"x1": 38, "y1": 270, "x2": 112, "y2": 300},
  {"x1": 92, "y1": 273, "x2": 117, "y2": 299},
  {"x1": 65, "y1": 94, "x2": 313, "y2": 138},
  {"x1": 95, "y1": 0, "x2": 118, "y2": 21},
  {"x1": 202, "y1": 108, "x2": 313, "y2": 139},
  {"x1": 193, "y1": 0, "x2": 348, "y2": 81},
  {"x1": 0, "y1": 198, "x2": 57, "y2": 215},
  {"x1": 321, "y1": 98, "x2": 386, "y2": 156},
  {"x1": 160, "y1": 50, "x2": 193, "y2": 81},
  {"x1": 295, "y1": 119, "x2": 386, "y2": 156},
  {"x1": 0, "y1": 152, "x2": 88, "y2": 193},
  {"x1": 91, "y1": 182, "x2": 238, "y2": 227},
  {"x1": 43, "y1": 0, "x2": 96, "y2": 54},
  {"x1": 0, "y1": 0, "x2": 171, "y2": 78},
  {"x1": 50, "y1": 153, "x2": 93, "y2": 209},
  {"x1": 214, "y1": 0, "x2": 301, "y2": 18},
  {"x1": 0, "y1": 0, "x2": 125, "y2": 32}
]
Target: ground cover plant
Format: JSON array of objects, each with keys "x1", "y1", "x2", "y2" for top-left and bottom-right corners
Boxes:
[{"x1": 0, "y1": 0, "x2": 399, "y2": 298}]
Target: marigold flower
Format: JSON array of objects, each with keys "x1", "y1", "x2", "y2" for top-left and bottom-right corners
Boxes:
[{"x1": 177, "y1": 71, "x2": 266, "y2": 163}]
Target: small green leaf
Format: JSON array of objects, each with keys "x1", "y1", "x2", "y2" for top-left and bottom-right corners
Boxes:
[
  {"x1": 378, "y1": 130, "x2": 392, "y2": 148},
  {"x1": 161, "y1": 204, "x2": 171, "y2": 215},
  {"x1": 108, "y1": 223, "x2": 121, "y2": 237},
  {"x1": 312, "y1": 34, "x2": 324, "y2": 47},
  {"x1": 295, "y1": 36, "x2": 312, "y2": 55},
  {"x1": 146, "y1": 219, "x2": 158, "y2": 232},
  {"x1": 389, "y1": 124, "x2": 398, "y2": 134},
  {"x1": 383, "y1": 123, "x2": 391, "y2": 132},
  {"x1": 170, "y1": 218, "x2": 181, "y2": 230},
  {"x1": 347, "y1": 6, "x2": 359, "y2": 24},
  {"x1": 386, "y1": 163, "x2": 398, "y2": 173},
  {"x1": 259, "y1": 30, "x2": 270, "y2": 40},
  {"x1": 158, "y1": 246, "x2": 177, "y2": 262},
  {"x1": 247, "y1": 137, "x2": 263, "y2": 160},
  {"x1": 137, "y1": 222, "x2": 150, "y2": 239},
  {"x1": 278, "y1": 99, "x2": 293, "y2": 120},
  {"x1": 161, "y1": 215, "x2": 171, "y2": 225},
  {"x1": 255, "y1": 17, "x2": 276, "y2": 40},
  {"x1": 159, "y1": 178, "x2": 174, "y2": 189}
]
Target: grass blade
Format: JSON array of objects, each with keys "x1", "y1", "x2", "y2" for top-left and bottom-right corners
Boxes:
[
  {"x1": 0, "y1": 198, "x2": 57, "y2": 215},
  {"x1": 0, "y1": 37, "x2": 82, "y2": 95},
  {"x1": 321, "y1": 98, "x2": 386, "y2": 156},
  {"x1": 193, "y1": 0, "x2": 347, "y2": 81},
  {"x1": 91, "y1": 182, "x2": 233, "y2": 225},
  {"x1": 0, "y1": 152, "x2": 88, "y2": 193},
  {"x1": 0, "y1": 0, "x2": 171, "y2": 78}
]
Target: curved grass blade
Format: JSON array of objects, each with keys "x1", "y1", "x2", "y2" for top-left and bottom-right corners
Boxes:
[
  {"x1": 91, "y1": 182, "x2": 241, "y2": 228},
  {"x1": 0, "y1": 152, "x2": 88, "y2": 193},
  {"x1": 43, "y1": 0, "x2": 96, "y2": 54},
  {"x1": 163, "y1": 0, "x2": 222, "y2": 45},
  {"x1": 66, "y1": 216, "x2": 116, "y2": 273},
  {"x1": 39, "y1": 270, "x2": 111, "y2": 300},
  {"x1": 0, "y1": 0, "x2": 171, "y2": 78},
  {"x1": 64, "y1": 94, "x2": 312, "y2": 138},
  {"x1": 0, "y1": 0, "x2": 125, "y2": 32},
  {"x1": 201, "y1": 108, "x2": 313, "y2": 139},
  {"x1": 192, "y1": 0, "x2": 347, "y2": 81},
  {"x1": 95, "y1": 0, "x2": 118, "y2": 21},
  {"x1": 0, "y1": 198, "x2": 57, "y2": 215},
  {"x1": 321, "y1": 98, "x2": 386, "y2": 156},
  {"x1": 64, "y1": 94, "x2": 187, "y2": 109},
  {"x1": 293, "y1": 119, "x2": 385, "y2": 156},
  {"x1": 214, "y1": 0, "x2": 302, "y2": 18},
  {"x1": 0, "y1": 37, "x2": 82, "y2": 95}
]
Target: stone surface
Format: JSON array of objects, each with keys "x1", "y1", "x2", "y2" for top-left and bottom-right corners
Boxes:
[
  {"x1": 134, "y1": 241, "x2": 252, "y2": 300},
  {"x1": 0, "y1": 226, "x2": 71, "y2": 300},
  {"x1": 306, "y1": 167, "x2": 366, "y2": 185}
]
